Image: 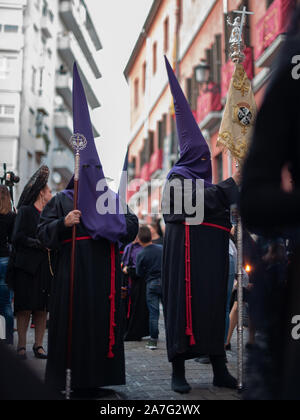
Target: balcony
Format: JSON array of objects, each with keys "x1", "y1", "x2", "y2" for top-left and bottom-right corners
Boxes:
[
  {"x1": 52, "y1": 147, "x2": 74, "y2": 180},
  {"x1": 149, "y1": 149, "x2": 163, "y2": 176},
  {"x1": 255, "y1": 0, "x2": 293, "y2": 67},
  {"x1": 41, "y1": 14, "x2": 53, "y2": 39},
  {"x1": 35, "y1": 136, "x2": 47, "y2": 156},
  {"x1": 57, "y1": 33, "x2": 101, "y2": 109},
  {"x1": 0, "y1": 32, "x2": 23, "y2": 52},
  {"x1": 56, "y1": 72, "x2": 72, "y2": 109},
  {"x1": 0, "y1": 117, "x2": 19, "y2": 137},
  {"x1": 140, "y1": 163, "x2": 150, "y2": 182},
  {"x1": 37, "y1": 89, "x2": 50, "y2": 116},
  {"x1": 197, "y1": 83, "x2": 222, "y2": 132},
  {"x1": 59, "y1": 0, "x2": 101, "y2": 78},
  {"x1": 221, "y1": 47, "x2": 254, "y2": 99},
  {"x1": 54, "y1": 109, "x2": 73, "y2": 148}
]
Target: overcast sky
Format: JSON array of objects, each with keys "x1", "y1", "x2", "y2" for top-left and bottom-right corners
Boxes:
[{"x1": 85, "y1": 0, "x2": 153, "y2": 190}]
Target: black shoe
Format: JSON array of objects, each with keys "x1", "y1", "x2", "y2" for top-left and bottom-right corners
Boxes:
[
  {"x1": 171, "y1": 358, "x2": 191, "y2": 394},
  {"x1": 171, "y1": 374, "x2": 191, "y2": 394},
  {"x1": 33, "y1": 345, "x2": 47, "y2": 359},
  {"x1": 210, "y1": 354, "x2": 237, "y2": 389},
  {"x1": 17, "y1": 347, "x2": 27, "y2": 360},
  {"x1": 213, "y1": 372, "x2": 237, "y2": 389}
]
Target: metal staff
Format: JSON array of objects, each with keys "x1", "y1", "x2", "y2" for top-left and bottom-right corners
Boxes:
[
  {"x1": 65, "y1": 133, "x2": 87, "y2": 400},
  {"x1": 227, "y1": 6, "x2": 253, "y2": 391}
]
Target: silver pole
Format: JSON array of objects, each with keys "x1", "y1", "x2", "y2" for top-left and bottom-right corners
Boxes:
[{"x1": 227, "y1": 8, "x2": 253, "y2": 390}]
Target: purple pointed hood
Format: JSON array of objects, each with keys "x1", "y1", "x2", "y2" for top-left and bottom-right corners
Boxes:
[
  {"x1": 164, "y1": 56, "x2": 212, "y2": 186},
  {"x1": 62, "y1": 63, "x2": 127, "y2": 243}
]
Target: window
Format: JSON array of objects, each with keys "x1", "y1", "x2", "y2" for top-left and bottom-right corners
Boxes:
[
  {"x1": 186, "y1": 78, "x2": 192, "y2": 106},
  {"x1": 0, "y1": 105, "x2": 15, "y2": 123},
  {"x1": 134, "y1": 78, "x2": 139, "y2": 109},
  {"x1": 0, "y1": 57, "x2": 9, "y2": 79},
  {"x1": 170, "y1": 116, "x2": 178, "y2": 156},
  {"x1": 4, "y1": 25, "x2": 18, "y2": 33},
  {"x1": 266, "y1": 0, "x2": 275, "y2": 7},
  {"x1": 31, "y1": 66, "x2": 37, "y2": 93},
  {"x1": 142, "y1": 61, "x2": 147, "y2": 92},
  {"x1": 42, "y1": 0, "x2": 48, "y2": 16},
  {"x1": 48, "y1": 10, "x2": 54, "y2": 22},
  {"x1": 39, "y1": 67, "x2": 44, "y2": 89},
  {"x1": 164, "y1": 17, "x2": 169, "y2": 53},
  {"x1": 149, "y1": 131, "x2": 154, "y2": 156},
  {"x1": 212, "y1": 34, "x2": 222, "y2": 85},
  {"x1": 153, "y1": 42, "x2": 157, "y2": 75},
  {"x1": 205, "y1": 34, "x2": 222, "y2": 85},
  {"x1": 158, "y1": 114, "x2": 167, "y2": 150}
]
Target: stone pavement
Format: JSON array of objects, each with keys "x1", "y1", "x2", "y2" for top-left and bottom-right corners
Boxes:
[{"x1": 15, "y1": 309, "x2": 245, "y2": 401}]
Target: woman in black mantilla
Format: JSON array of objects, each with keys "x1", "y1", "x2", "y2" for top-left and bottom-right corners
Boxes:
[{"x1": 10, "y1": 166, "x2": 53, "y2": 360}]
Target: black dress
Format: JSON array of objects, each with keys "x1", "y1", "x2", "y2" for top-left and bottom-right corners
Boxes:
[
  {"x1": 123, "y1": 266, "x2": 149, "y2": 341},
  {"x1": 162, "y1": 175, "x2": 238, "y2": 362},
  {"x1": 37, "y1": 193, "x2": 138, "y2": 390},
  {"x1": 12, "y1": 205, "x2": 51, "y2": 313}
]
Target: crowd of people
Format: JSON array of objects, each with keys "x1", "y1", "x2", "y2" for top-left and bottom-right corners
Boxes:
[{"x1": 1, "y1": 11, "x2": 300, "y2": 399}]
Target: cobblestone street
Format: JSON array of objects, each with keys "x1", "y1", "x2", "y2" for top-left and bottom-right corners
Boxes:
[{"x1": 19, "y1": 309, "x2": 242, "y2": 401}]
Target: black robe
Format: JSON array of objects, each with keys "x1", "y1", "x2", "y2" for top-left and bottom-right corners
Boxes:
[
  {"x1": 162, "y1": 175, "x2": 238, "y2": 362},
  {"x1": 11, "y1": 205, "x2": 51, "y2": 313},
  {"x1": 37, "y1": 193, "x2": 138, "y2": 390},
  {"x1": 123, "y1": 266, "x2": 149, "y2": 341}
]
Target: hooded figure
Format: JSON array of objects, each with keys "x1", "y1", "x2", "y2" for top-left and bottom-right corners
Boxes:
[
  {"x1": 161, "y1": 56, "x2": 239, "y2": 394},
  {"x1": 241, "y1": 7, "x2": 300, "y2": 400},
  {"x1": 37, "y1": 63, "x2": 138, "y2": 395}
]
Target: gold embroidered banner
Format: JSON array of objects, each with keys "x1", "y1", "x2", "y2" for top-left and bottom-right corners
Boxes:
[{"x1": 217, "y1": 63, "x2": 257, "y2": 164}]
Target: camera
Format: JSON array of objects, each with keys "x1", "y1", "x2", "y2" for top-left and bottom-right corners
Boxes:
[
  {"x1": 0, "y1": 163, "x2": 20, "y2": 206},
  {"x1": 0, "y1": 163, "x2": 20, "y2": 187}
]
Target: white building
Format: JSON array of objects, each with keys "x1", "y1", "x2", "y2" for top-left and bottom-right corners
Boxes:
[
  {"x1": 0, "y1": 0, "x2": 27, "y2": 178},
  {"x1": 0, "y1": 0, "x2": 102, "y2": 198}
]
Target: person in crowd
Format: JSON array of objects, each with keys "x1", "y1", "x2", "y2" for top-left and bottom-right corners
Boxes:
[
  {"x1": 10, "y1": 166, "x2": 52, "y2": 360},
  {"x1": 162, "y1": 56, "x2": 239, "y2": 394},
  {"x1": 0, "y1": 185, "x2": 16, "y2": 345},
  {"x1": 224, "y1": 229, "x2": 237, "y2": 351},
  {"x1": 149, "y1": 221, "x2": 164, "y2": 245},
  {"x1": 240, "y1": 7, "x2": 300, "y2": 399},
  {"x1": 37, "y1": 64, "x2": 138, "y2": 398},
  {"x1": 136, "y1": 225, "x2": 163, "y2": 350},
  {"x1": 122, "y1": 235, "x2": 149, "y2": 341}
]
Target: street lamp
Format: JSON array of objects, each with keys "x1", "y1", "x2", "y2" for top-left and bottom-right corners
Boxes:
[
  {"x1": 194, "y1": 60, "x2": 210, "y2": 85},
  {"x1": 194, "y1": 61, "x2": 220, "y2": 94}
]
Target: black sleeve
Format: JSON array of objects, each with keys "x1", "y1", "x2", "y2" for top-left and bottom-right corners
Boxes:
[
  {"x1": 7, "y1": 212, "x2": 16, "y2": 243},
  {"x1": 163, "y1": 174, "x2": 238, "y2": 222},
  {"x1": 12, "y1": 207, "x2": 42, "y2": 249},
  {"x1": 204, "y1": 178, "x2": 238, "y2": 218},
  {"x1": 119, "y1": 207, "x2": 139, "y2": 247},
  {"x1": 37, "y1": 195, "x2": 69, "y2": 250}
]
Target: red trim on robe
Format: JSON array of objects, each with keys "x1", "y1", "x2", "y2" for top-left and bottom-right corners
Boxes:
[
  {"x1": 108, "y1": 243, "x2": 116, "y2": 358},
  {"x1": 127, "y1": 277, "x2": 132, "y2": 320},
  {"x1": 185, "y1": 224, "x2": 196, "y2": 346},
  {"x1": 62, "y1": 236, "x2": 92, "y2": 244}
]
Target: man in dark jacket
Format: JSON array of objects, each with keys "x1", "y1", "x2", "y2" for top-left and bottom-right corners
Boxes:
[{"x1": 136, "y1": 226, "x2": 163, "y2": 350}]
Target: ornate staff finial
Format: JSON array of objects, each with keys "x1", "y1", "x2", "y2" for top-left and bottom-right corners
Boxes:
[
  {"x1": 227, "y1": 6, "x2": 253, "y2": 64},
  {"x1": 69, "y1": 133, "x2": 87, "y2": 182}
]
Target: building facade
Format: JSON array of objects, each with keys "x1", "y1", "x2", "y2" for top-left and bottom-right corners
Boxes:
[
  {"x1": 0, "y1": 0, "x2": 102, "y2": 199},
  {"x1": 125, "y1": 0, "x2": 295, "y2": 221}
]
